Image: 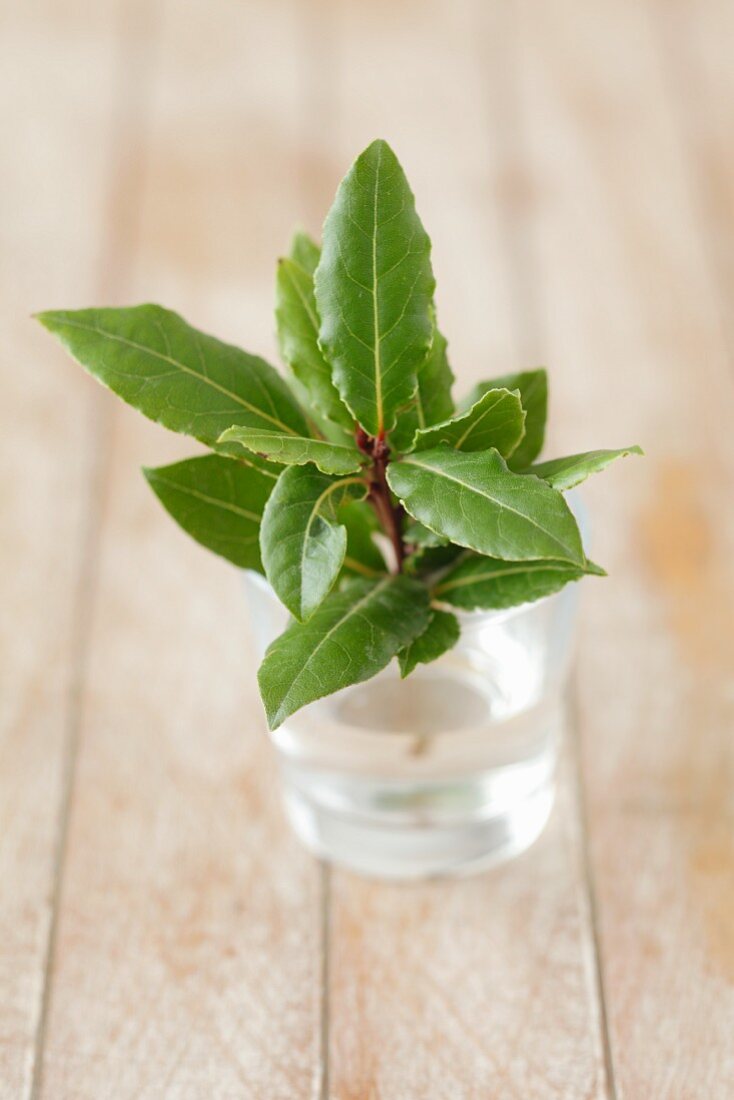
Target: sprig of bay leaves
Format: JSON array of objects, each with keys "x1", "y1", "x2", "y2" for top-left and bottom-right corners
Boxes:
[{"x1": 38, "y1": 139, "x2": 641, "y2": 728}]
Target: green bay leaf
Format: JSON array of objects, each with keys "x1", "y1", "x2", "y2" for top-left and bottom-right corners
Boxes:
[
  {"x1": 289, "y1": 230, "x2": 321, "y2": 274},
  {"x1": 391, "y1": 325, "x2": 455, "y2": 450},
  {"x1": 433, "y1": 553, "x2": 599, "y2": 610},
  {"x1": 404, "y1": 519, "x2": 449, "y2": 548},
  {"x1": 339, "y1": 501, "x2": 387, "y2": 576},
  {"x1": 529, "y1": 446, "x2": 643, "y2": 490},
  {"x1": 314, "y1": 139, "x2": 435, "y2": 436},
  {"x1": 386, "y1": 446, "x2": 585, "y2": 565},
  {"x1": 412, "y1": 387, "x2": 525, "y2": 457},
  {"x1": 143, "y1": 454, "x2": 275, "y2": 572},
  {"x1": 258, "y1": 575, "x2": 431, "y2": 729},
  {"x1": 414, "y1": 327, "x2": 455, "y2": 429},
  {"x1": 260, "y1": 466, "x2": 365, "y2": 622},
  {"x1": 276, "y1": 255, "x2": 353, "y2": 432},
  {"x1": 398, "y1": 610, "x2": 460, "y2": 678},
  {"x1": 462, "y1": 369, "x2": 547, "y2": 468},
  {"x1": 405, "y1": 542, "x2": 463, "y2": 577},
  {"x1": 37, "y1": 305, "x2": 309, "y2": 450},
  {"x1": 218, "y1": 426, "x2": 362, "y2": 476}
]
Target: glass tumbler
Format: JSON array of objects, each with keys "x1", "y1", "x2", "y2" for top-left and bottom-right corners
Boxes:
[{"x1": 244, "y1": 564, "x2": 581, "y2": 881}]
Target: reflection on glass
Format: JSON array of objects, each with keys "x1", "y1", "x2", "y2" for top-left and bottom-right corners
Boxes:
[{"x1": 245, "y1": 572, "x2": 580, "y2": 880}]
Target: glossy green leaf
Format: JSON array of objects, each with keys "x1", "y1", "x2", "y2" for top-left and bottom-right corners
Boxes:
[
  {"x1": 391, "y1": 324, "x2": 455, "y2": 450},
  {"x1": 414, "y1": 327, "x2": 455, "y2": 427},
  {"x1": 404, "y1": 542, "x2": 462, "y2": 576},
  {"x1": 36, "y1": 143, "x2": 638, "y2": 722},
  {"x1": 412, "y1": 387, "x2": 525, "y2": 457},
  {"x1": 218, "y1": 426, "x2": 362, "y2": 476},
  {"x1": 314, "y1": 139, "x2": 435, "y2": 435},
  {"x1": 462, "y1": 369, "x2": 547, "y2": 468},
  {"x1": 276, "y1": 255, "x2": 354, "y2": 432},
  {"x1": 398, "y1": 610, "x2": 460, "y2": 677},
  {"x1": 289, "y1": 230, "x2": 320, "y2": 274},
  {"x1": 340, "y1": 501, "x2": 386, "y2": 576},
  {"x1": 433, "y1": 552, "x2": 603, "y2": 610},
  {"x1": 404, "y1": 519, "x2": 449, "y2": 548},
  {"x1": 260, "y1": 466, "x2": 366, "y2": 622},
  {"x1": 143, "y1": 454, "x2": 276, "y2": 571},
  {"x1": 258, "y1": 575, "x2": 431, "y2": 728},
  {"x1": 386, "y1": 446, "x2": 585, "y2": 565},
  {"x1": 36, "y1": 305, "x2": 309, "y2": 450},
  {"x1": 529, "y1": 446, "x2": 643, "y2": 490}
]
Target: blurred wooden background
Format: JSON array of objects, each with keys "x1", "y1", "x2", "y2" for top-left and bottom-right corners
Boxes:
[{"x1": 2, "y1": 0, "x2": 733, "y2": 1096}]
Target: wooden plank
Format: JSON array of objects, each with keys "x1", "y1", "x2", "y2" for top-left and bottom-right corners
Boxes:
[
  {"x1": 328, "y1": 778, "x2": 607, "y2": 1099},
  {"x1": 514, "y1": 0, "x2": 734, "y2": 1094},
  {"x1": 36, "y1": 2, "x2": 325, "y2": 1096},
  {"x1": 319, "y1": 2, "x2": 607, "y2": 1096},
  {"x1": 652, "y1": 0, "x2": 734, "y2": 350},
  {"x1": 0, "y1": 3, "x2": 130, "y2": 1096}
]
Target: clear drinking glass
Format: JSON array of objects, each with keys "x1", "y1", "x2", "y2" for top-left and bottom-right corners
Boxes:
[{"x1": 244, "y1": 559, "x2": 582, "y2": 881}]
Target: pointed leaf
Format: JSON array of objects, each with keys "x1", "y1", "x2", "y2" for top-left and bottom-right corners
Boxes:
[
  {"x1": 462, "y1": 369, "x2": 547, "y2": 468},
  {"x1": 258, "y1": 575, "x2": 431, "y2": 728},
  {"x1": 433, "y1": 552, "x2": 601, "y2": 610},
  {"x1": 405, "y1": 542, "x2": 462, "y2": 576},
  {"x1": 260, "y1": 466, "x2": 365, "y2": 622},
  {"x1": 529, "y1": 446, "x2": 643, "y2": 490},
  {"x1": 276, "y1": 256, "x2": 353, "y2": 432},
  {"x1": 386, "y1": 446, "x2": 585, "y2": 565},
  {"x1": 339, "y1": 501, "x2": 387, "y2": 576},
  {"x1": 398, "y1": 610, "x2": 460, "y2": 678},
  {"x1": 289, "y1": 230, "x2": 320, "y2": 274},
  {"x1": 37, "y1": 305, "x2": 309, "y2": 450},
  {"x1": 413, "y1": 326, "x2": 455, "y2": 427},
  {"x1": 143, "y1": 454, "x2": 276, "y2": 571},
  {"x1": 218, "y1": 426, "x2": 362, "y2": 476},
  {"x1": 281, "y1": 232, "x2": 337, "y2": 433},
  {"x1": 404, "y1": 519, "x2": 449, "y2": 548},
  {"x1": 314, "y1": 139, "x2": 435, "y2": 435},
  {"x1": 391, "y1": 324, "x2": 455, "y2": 450},
  {"x1": 412, "y1": 387, "x2": 525, "y2": 457}
]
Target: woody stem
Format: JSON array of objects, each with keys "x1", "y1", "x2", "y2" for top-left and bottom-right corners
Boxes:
[{"x1": 357, "y1": 429, "x2": 405, "y2": 573}]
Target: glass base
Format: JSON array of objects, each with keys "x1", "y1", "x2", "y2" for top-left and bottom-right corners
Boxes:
[
  {"x1": 245, "y1": 567, "x2": 579, "y2": 880},
  {"x1": 280, "y1": 759, "x2": 556, "y2": 880}
]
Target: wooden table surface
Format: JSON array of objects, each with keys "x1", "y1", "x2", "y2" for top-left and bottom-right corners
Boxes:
[{"x1": 3, "y1": 1, "x2": 733, "y2": 1096}]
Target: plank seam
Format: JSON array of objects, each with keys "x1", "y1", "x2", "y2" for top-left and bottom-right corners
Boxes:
[
  {"x1": 28, "y1": 392, "x2": 113, "y2": 1100},
  {"x1": 317, "y1": 862, "x2": 332, "y2": 1100},
  {"x1": 28, "y1": 2, "x2": 162, "y2": 1094},
  {"x1": 480, "y1": 4, "x2": 617, "y2": 1092},
  {"x1": 569, "y1": 679, "x2": 619, "y2": 1100},
  {"x1": 300, "y1": 4, "x2": 338, "y2": 1091}
]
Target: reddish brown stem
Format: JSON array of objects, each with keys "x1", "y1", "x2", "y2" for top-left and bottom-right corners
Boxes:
[{"x1": 356, "y1": 428, "x2": 405, "y2": 573}]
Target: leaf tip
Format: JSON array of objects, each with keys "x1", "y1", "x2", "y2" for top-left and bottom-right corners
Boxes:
[
  {"x1": 355, "y1": 138, "x2": 403, "y2": 178},
  {"x1": 33, "y1": 310, "x2": 59, "y2": 331},
  {"x1": 259, "y1": 683, "x2": 287, "y2": 732},
  {"x1": 141, "y1": 465, "x2": 166, "y2": 492},
  {"x1": 364, "y1": 136, "x2": 392, "y2": 156}
]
